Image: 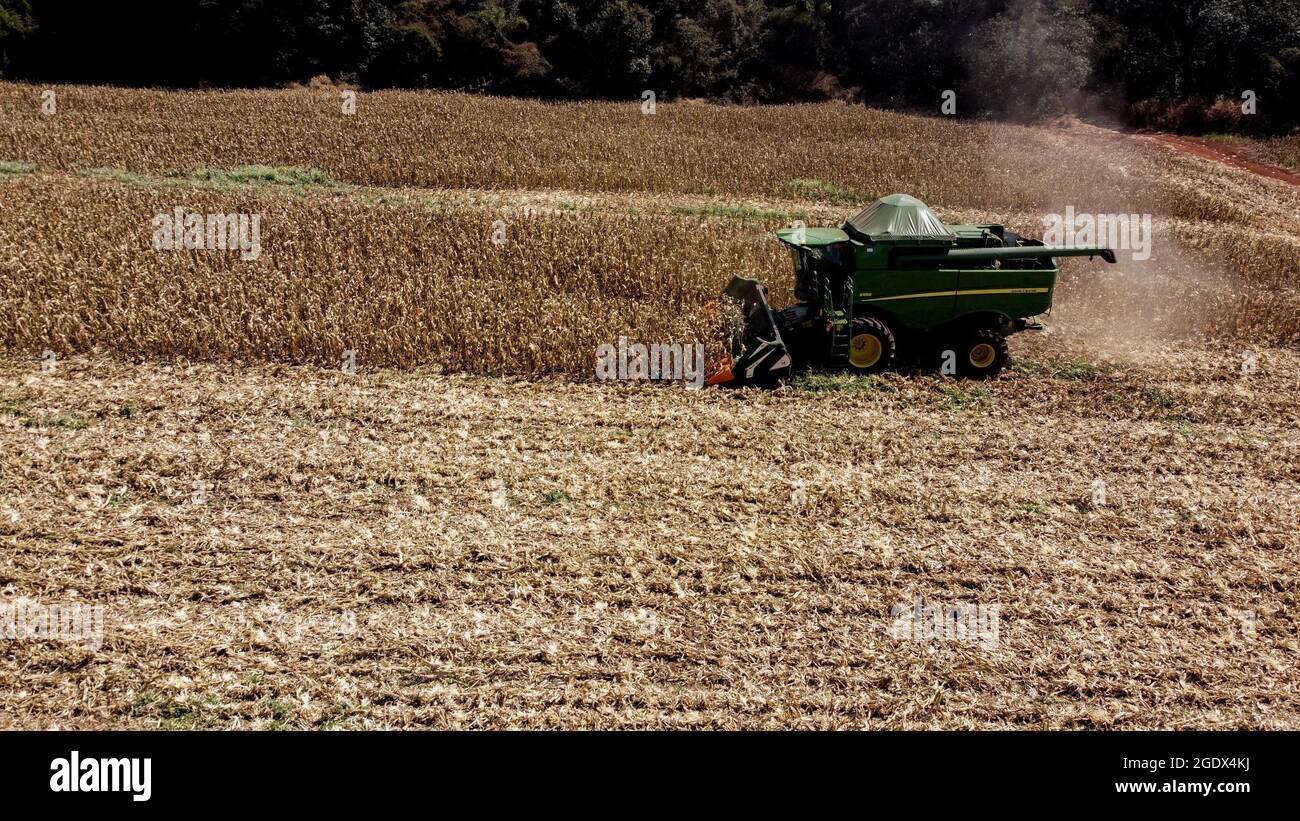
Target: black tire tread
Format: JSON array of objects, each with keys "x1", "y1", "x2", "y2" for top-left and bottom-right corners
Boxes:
[
  {"x1": 848, "y1": 316, "x2": 896, "y2": 374},
  {"x1": 955, "y1": 327, "x2": 1008, "y2": 379}
]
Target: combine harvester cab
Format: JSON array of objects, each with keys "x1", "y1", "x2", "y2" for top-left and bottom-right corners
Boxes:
[{"x1": 709, "y1": 194, "x2": 1116, "y2": 385}]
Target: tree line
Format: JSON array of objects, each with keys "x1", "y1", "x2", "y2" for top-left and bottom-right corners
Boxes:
[{"x1": 2, "y1": 0, "x2": 1297, "y2": 133}]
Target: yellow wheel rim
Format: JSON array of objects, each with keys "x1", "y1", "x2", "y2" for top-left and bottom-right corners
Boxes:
[
  {"x1": 969, "y1": 343, "x2": 996, "y2": 368},
  {"x1": 849, "y1": 333, "x2": 883, "y2": 369}
]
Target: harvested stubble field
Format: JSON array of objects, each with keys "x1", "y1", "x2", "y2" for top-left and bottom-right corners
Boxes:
[
  {"x1": 1, "y1": 83, "x2": 1298, "y2": 728},
  {"x1": 1, "y1": 345, "x2": 1297, "y2": 729}
]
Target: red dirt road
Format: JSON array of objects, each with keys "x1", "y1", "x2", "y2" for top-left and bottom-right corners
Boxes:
[{"x1": 1141, "y1": 133, "x2": 1300, "y2": 186}]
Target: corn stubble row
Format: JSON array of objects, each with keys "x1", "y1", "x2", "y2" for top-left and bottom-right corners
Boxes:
[{"x1": 0, "y1": 174, "x2": 787, "y2": 372}]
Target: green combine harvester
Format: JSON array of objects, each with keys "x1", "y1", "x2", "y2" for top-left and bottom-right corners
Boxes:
[{"x1": 707, "y1": 194, "x2": 1116, "y2": 385}]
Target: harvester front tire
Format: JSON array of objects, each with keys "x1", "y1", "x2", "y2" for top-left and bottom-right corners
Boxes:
[
  {"x1": 848, "y1": 317, "x2": 896, "y2": 374},
  {"x1": 955, "y1": 328, "x2": 1008, "y2": 379}
]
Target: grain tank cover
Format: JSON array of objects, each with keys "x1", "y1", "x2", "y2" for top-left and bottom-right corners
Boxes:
[{"x1": 845, "y1": 194, "x2": 953, "y2": 240}]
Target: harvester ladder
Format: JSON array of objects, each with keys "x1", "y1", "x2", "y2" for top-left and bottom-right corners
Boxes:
[{"x1": 824, "y1": 274, "x2": 851, "y2": 362}]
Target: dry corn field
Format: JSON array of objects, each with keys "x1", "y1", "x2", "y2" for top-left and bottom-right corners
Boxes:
[
  {"x1": 1, "y1": 83, "x2": 1298, "y2": 729},
  {"x1": 1245, "y1": 135, "x2": 1300, "y2": 174}
]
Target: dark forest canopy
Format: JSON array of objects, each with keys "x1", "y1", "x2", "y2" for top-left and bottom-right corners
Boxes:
[{"x1": 2, "y1": 0, "x2": 1297, "y2": 133}]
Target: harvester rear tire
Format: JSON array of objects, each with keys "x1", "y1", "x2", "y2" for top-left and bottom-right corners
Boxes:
[
  {"x1": 955, "y1": 328, "x2": 1008, "y2": 379},
  {"x1": 848, "y1": 317, "x2": 896, "y2": 374}
]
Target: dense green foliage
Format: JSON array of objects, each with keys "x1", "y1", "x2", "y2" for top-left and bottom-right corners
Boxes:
[{"x1": 2, "y1": 0, "x2": 1297, "y2": 132}]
